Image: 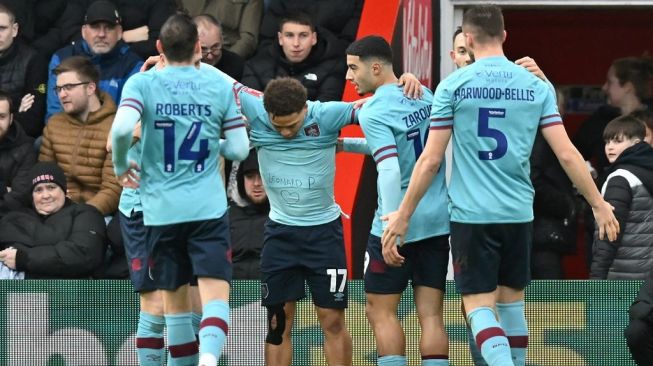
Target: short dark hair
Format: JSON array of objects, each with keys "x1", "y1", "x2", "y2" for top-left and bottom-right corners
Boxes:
[
  {"x1": 629, "y1": 108, "x2": 653, "y2": 133},
  {"x1": 603, "y1": 114, "x2": 646, "y2": 142},
  {"x1": 263, "y1": 77, "x2": 307, "y2": 117},
  {"x1": 453, "y1": 26, "x2": 463, "y2": 43},
  {"x1": 0, "y1": 90, "x2": 13, "y2": 112},
  {"x1": 160, "y1": 13, "x2": 198, "y2": 62},
  {"x1": 346, "y1": 35, "x2": 393, "y2": 65},
  {"x1": 0, "y1": 3, "x2": 15, "y2": 23},
  {"x1": 54, "y1": 56, "x2": 100, "y2": 96},
  {"x1": 462, "y1": 5, "x2": 504, "y2": 44},
  {"x1": 279, "y1": 11, "x2": 315, "y2": 32}
]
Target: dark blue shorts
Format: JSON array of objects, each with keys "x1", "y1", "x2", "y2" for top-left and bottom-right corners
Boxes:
[
  {"x1": 146, "y1": 213, "x2": 232, "y2": 290},
  {"x1": 260, "y1": 218, "x2": 348, "y2": 309},
  {"x1": 450, "y1": 222, "x2": 532, "y2": 295},
  {"x1": 120, "y1": 210, "x2": 155, "y2": 292},
  {"x1": 364, "y1": 234, "x2": 449, "y2": 294}
]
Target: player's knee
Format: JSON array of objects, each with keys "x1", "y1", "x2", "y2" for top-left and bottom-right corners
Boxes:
[
  {"x1": 319, "y1": 310, "x2": 346, "y2": 335},
  {"x1": 364, "y1": 300, "x2": 392, "y2": 326},
  {"x1": 265, "y1": 303, "x2": 286, "y2": 345}
]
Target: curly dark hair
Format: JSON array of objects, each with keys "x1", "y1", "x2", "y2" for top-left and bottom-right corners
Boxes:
[{"x1": 263, "y1": 77, "x2": 307, "y2": 117}]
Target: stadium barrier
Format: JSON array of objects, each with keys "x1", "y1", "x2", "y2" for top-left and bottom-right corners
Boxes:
[{"x1": 0, "y1": 280, "x2": 639, "y2": 365}]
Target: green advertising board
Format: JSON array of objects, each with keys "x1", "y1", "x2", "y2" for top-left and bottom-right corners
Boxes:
[{"x1": 0, "y1": 280, "x2": 640, "y2": 365}]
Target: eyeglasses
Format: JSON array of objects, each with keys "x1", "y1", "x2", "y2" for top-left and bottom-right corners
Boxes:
[
  {"x1": 201, "y1": 45, "x2": 222, "y2": 57},
  {"x1": 54, "y1": 82, "x2": 90, "y2": 93}
]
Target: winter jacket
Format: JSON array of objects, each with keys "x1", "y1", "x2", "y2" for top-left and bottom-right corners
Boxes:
[
  {"x1": 591, "y1": 142, "x2": 653, "y2": 280},
  {"x1": 0, "y1": 41, "x2": 48, "y2": 137},
  {"x1": 630, "y1": 270, "x2": 653, "y2": 325},
  {"x1": 5, "y1": 0, "x2": 75, "y2": 59},
  {"x1": 179, "y1": 0, "x2": 263, "y2": 59},
  {"x1": 0, "y1": 122, "x2": 37, "y2": 216},
  {"x1": 530, "y1": 131, "x2": 577, "y2": 253},
  {"x1": 216, "y1": 48, "x2": 245, "y2": 82},
  {"x1": 242, "y1": 27, "x2": 346, "y2": 102},
  {"x1": 229, "y1": 203, "x2": 267, "y2": 279},
  {"x1": 0, "y1": 199, "x2": 106, "y2": 279},
  {"x1": 229, "y1": 158, "x2": 269, "y2": 279},
  {"x1": 39, "y1": 91, "x2": 122, "y2": 215},
  {"x1": 45, "y1": 39, "x2": 142, "y2": 122}
]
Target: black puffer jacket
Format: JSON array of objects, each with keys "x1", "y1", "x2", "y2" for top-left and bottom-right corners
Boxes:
[
  {"x1": 0, "y1": 41, "x2": 48, "y2": 138},
  {"x1": 0, "y1": 199, "x2": 107, "y2": 279},
  {"x1": 0, "y1": 122, "x2": 36, "y2": 217},
  {"x1": 591, "y1": 142, "x2": 653, "y2": 280},
  {"x1": 242, "y1": 27, "x2": 346, "y2": 102}
]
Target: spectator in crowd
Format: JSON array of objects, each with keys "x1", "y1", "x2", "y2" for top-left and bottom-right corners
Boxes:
[
  {"x1": 230, "y1": 148, "x2": 269, "y2": 280},
  {"x1": 574, "y1": 57, "x2": 653, "y2": 181},
  {"x1": 0, "y1": 161, "x2": 106, "y2": 279},
  {"x1": 630, "y1": 109, "x2": 653, "y2": 146},
  {"x1": 590, "y1": 115, "x2": 653, "y2": 280},
  {"x1": 45, "y1": 0, "x2": 142, "y2": 122},
  {"x1": 40, "y1": 56, "x2": 121, "y2": 216},
  {"x1": 101, "y1": 0, "x2": 178, "y2": 60},
  {"x1": 2, "y1": 0, "x2": 78, "y2": 60},
  {"x1": 193, "y1": 14, "x2": 244, "y2": 81},
  {"x1": 574, "y1": 57, "x2": 653, "y2": 267},
  {"x1": 0, "y1": 3, "x2": 47, "y2": 138},
  {"x1": 242, "y1": 12, "x2": 346, "y2": 102},
  {"x1": 179, "y1": 0, "x2": 263, "y2": 59},
  {"x1": 530, "y1": 88, "x2": 578, "y2": 279},
  {"x1": 0, "y1": 91, "x2": 36, "y2": 217},
  {"x1": 625, "y1": 269, "x2": 653, "y2": 365},
  {"x1": 258, "y1": 0, "x2": 362, "y2": 52}
]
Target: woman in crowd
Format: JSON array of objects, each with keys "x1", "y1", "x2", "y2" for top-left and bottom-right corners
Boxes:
[{"x1": 0, "y1": 161, "x2": 106, "y2": 279}]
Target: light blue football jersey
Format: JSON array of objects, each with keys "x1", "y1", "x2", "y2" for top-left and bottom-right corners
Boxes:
[
  {"x1": 118, "y1": 65, "x2": 246, "y2": 225},
  {"x1": 118, "y1": 141, "x2": 142, "y2": 216},
  {"x1": 430, "y1": 56, "x2": 562, "y2": 223},
  {"x1": 234, "y1": 83, "x2": 357, "y2": 226},
  {"x1": 359, "y1": 83, "x2": 449, "y2": 242}
]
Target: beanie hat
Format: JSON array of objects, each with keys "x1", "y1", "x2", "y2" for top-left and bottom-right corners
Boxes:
[
  {"x1": 29, "y1": 162, "x2": 67, "y2": 192},
  {"x1": 240, "y1": 148, "x2": 260, "y2": 175}
]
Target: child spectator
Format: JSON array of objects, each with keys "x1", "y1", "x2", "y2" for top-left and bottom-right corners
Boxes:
[{"x1": 590, "y1": 115, "x2": 653, "y2": 279}]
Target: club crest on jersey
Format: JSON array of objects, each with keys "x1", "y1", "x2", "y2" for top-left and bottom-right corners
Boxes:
[{"x1": 304, "y1": 123, "x2": 320, "y2": 137}]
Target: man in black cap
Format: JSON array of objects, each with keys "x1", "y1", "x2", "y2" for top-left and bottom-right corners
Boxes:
[
  {"x1": 44, "y1": 0, "x2": 142, "y2": 122},
  {"x1": 229, "y1": 148, "x2": 269, "y2": 279}
]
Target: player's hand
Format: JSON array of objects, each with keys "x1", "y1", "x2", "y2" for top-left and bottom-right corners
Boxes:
[
  {"x1": 398, "y1": 73, "x2": 423, "y2": 99},
  {"x1": 18, "y1": 93, "x2": 35, "y2": 113},
  {"x1": 515, "y1": 56, "x2": 546, "y2": 81},
  {"x1": 381, "y1": 211, "x2": 408, "y2": 266},
  {"x1": 117, "y1": 161, "x2": 141, "y2": 189},
  {"x1": 140, "y1": 55, "x2": 166, "y2": 72},
  {"x1": 353, "y1": 97, "x2": 371, "y2": 110},
  {"x1": 592, "y1": 199, "x2": 620, "y2": 242}
]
